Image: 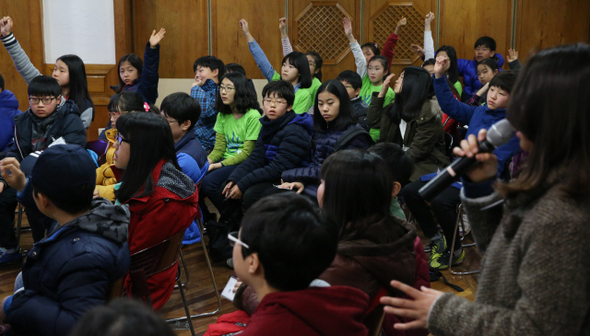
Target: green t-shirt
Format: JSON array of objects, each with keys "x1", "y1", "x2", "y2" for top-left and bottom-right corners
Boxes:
[
  {"x1": 213, "y1": 108, "x2": 262, "y2": 159},
  {"x1": 390, "y1": 196, "x2": 407, "y2": 221},
  {"x1": 272, "y1": 71, "x2": 313, "y2": 114},
  {"x1": 309, "y1": 77, "x2": 322, "y2": 101},
  {"x1": 453, "y1": 81, "x2": 463, "y2": 97},
  {"x1": 360, "y1": 75, "x2": 395, "y2": 142}
]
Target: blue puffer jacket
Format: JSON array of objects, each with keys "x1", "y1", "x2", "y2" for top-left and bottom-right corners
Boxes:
[
  {"x1": 457, "y1": 53, "x2": 504, "y2": 98},
  {"x1": 111, "y1": 42, "x2": 160, "y2": 105},
  {"x1": 175, "y1": 130, "x2": 208, "y2": 169},
  {"x1": 8, "y1": 100, "x2": 86, "y2": 162},
  {"x1": 281, "y1": 123, "x2": 373, "y2": 185},
  {"x1": 0, "y1": 89, "x2": 20, "y2": 153},
  {"x1": 229, "y1": 111, "x2": 314, "y2": 191},
  {"x1": 433, "y1": 75, "x2": 520, "y2": 176},
  {"x1": 4, "y1": 196, "x2": 130, "y2": 336}
]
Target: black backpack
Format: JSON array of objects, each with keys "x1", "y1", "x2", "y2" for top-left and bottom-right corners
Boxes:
[{"x1": 333, "y1": 125, "x2": 374, "y2": 152}]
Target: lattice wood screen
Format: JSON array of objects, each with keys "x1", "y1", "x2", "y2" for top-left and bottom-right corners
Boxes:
[
  {"x1": 294, "y1": 2, "x2": 352, "y2": 64},
  {"x1": 370, "y1": 2, "x2": 424, "y2": 64}
]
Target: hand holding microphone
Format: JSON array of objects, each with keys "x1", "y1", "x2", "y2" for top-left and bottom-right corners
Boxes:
[{"x1": 418, "y1": 119, "x2": 516, "y2": 201}]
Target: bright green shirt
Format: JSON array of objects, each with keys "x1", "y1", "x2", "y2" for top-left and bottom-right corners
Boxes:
[
  {"x1": 271, "y1": 72, "x2": 313, "y2": 114},
  {"x1": 360, "y1": 74, "x2": 395, "y2": 141},
  {"x1": 453, "y1": 81, "x2": 463, "y2": 97},
  {"x1": 213, "y1": 108, "x2": 262, "y2": 160},
  {"x1": 309, "y1": 77, "x2": 322, "y2": 101}
]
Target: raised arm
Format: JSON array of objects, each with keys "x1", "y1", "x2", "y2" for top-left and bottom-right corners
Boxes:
[
  {"x1": 433, "y1": 56, "x2": 476, "y2": 124},
  {"x1": 139, "y1": 28, "x2": 165, "y2": 105},
  {"x1": 0, "y1": 17, "x2": 42, "y2": 84},
  {"x1": 382, "y1": 17, "x2": 405, "y2": 69},
  {"x1": 423, "y1": 13, "x2": 435, "y2": 60},
  {"x1": 241, "y1": 19, "x2": 275, "y2": 81},
  {"x1": 279, "y1": 17, "x2": 294, "y2": 56},
  {"x1": 343, "y1": 17, "x2": 367, "y2": 78}
]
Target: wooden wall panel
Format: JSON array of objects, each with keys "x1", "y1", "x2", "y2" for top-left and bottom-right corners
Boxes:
[
  {"x1": 516, "y1": 0, "x2": 590, "y2": 63},
  {"x1": 438, "y1": 0, "x2": 513, "y2": 66},
  {"x1": 0, "y1": 0, "x2": 44, "y2": 112},
  {"x1": 132, "y1": 0, "x2": 208, "y2": 78},
  {"x1": 212, "y1": 0, "x2": 286, "y2": 81},
  {"x1": 289, "y1": 0, "x2": 359, "y2": 81}
]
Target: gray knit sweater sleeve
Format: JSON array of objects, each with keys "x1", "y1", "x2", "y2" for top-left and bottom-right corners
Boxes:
[{"x1": 1, "y1": 33, "x2": 42, "y2": 84}]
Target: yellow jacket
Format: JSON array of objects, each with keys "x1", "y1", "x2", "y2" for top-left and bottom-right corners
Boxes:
[{"x1": 94, "y1": 128, "x2": 117, "y2": 201}]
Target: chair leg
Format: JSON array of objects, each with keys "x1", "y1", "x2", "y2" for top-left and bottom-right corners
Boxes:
[
  {"x1": 458, "y1": 205, "x2": 476, "y2": 248},
  {"x1": 166, "y1": 218, "x2": 222, "y2": 323},
  {"x1": 449, "y1": 205, "x2": 480, "y2": 275},
  {"x1": 175, "y1": 278, "x2": 196, "y2": 336},
  {"x1": 174, "y1": 248, "x2": 190, "y2": 289}
]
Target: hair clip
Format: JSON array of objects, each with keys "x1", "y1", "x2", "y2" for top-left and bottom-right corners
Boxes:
[{"x1": 143, "y1": 102, "x2": 150, "y2": 112}]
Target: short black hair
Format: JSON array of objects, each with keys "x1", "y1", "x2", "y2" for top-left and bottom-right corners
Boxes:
[
  {"x1": 161, "y1": 92, "x2": 201, "y2": 131},
  {"x1": 261, "y1": 80, "x2": 295, "y2": 107},
  {"x1": 225, "y1": 63, "x2": 247, "y2": 76},
  {"x1": 240, "y1": 193, "x2": 338, "y2": 292},
  {"x1": 368, "y1": 143, "x2": 414, "y2": 186},
  {"x1": 489, "y1": 69, "x2": 518, "y2": 94},
  {"x1": 336, "y1": 70, "x2": 362, "y2": 91},
  {"x1": 28, "y1": 75, "x2": 61, "y2": 97},
  {"x1": 361, "y1": 42, "x2": 380, "y2": 56},
  {"x1": 0, "y1": 73, "x2": 4, "y2": 91},
  {"x1": 193, "y1": 55, "x2": 225, "y2": 80},
  {"x1": 422, "y1": 58, "x2": 436, "y2": 67},
  {"x1": 474, "y1": 36, "x2": 496, "y2": 51},
  {"x1": 32, "y1": 184, "x2": 93, "y2": 215},
  {"x1": 477, "y1": 58, "x2": 499, "y2": 72},
  {"x1": 70, "y1": 298, "x2": 176, "y2": 336},
  {"x1": 107, "y1": 91, "x2": 145, "y2": 113}
]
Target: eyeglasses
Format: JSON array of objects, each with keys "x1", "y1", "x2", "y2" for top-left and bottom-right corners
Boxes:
[
  {"x1": 219, "y1": 86, "x2": 235, "y2": 92},
  {"x1": 29, "y1": 97, "x2": 57, "y2": 105},
  {"x1": 263, "y1": 98, "x2": 288, "y2": 106},
  {"x1": 115, "y1": 132, "x2": 129, "y2": 145},
  {"x1": 228, "y1": 231, "x2": 249, "y2": 249}
]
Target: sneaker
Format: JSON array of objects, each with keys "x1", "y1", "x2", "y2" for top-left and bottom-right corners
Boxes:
[
  {"x1": 424, "y1": 234, "x2": 446, "y2": 254},
  {"x1": 429, "y1": 248, "x2": 465, "y2": 270},
  {"x1": 0, "y1": 249, "x2": 22, "y2": 266}
]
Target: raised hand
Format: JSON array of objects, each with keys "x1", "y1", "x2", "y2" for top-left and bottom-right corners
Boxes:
[
  {"x1": 279, "y1": 17, "x2": 287, "y2": 37},
  {"x1": 240, "y1": 19, "x2": 254, "y2": 42},
  {"x1": 343, "y1": 17, "x2": 353, "y2": 38},
  {"x1": 434, "y1": 55, "x2": 449, "y2": 78},
  {"x1": 149, "y1": 28, "x2": 166, "y2": 48},
  {"x1": 397, "y1": 17, "x2": 407, "y2": 28},
  {"x1": 410, "y1": 44, "x2": 425, "y2": 57},
  {"x1": 508, "y1": 48, "x2": 519, "y2": 62},
  {"x1": 379, "y1": 73, "x2": 396, "y2": 98},
  {"x1": 425, "y1": 12, "x2": 435, "y2": 31},
  {"x1": 0, "y1": 16, "x2": 13, "y2": 37}
]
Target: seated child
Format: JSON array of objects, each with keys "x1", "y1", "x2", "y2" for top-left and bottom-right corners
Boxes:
[
  {"x1": 457, "y1": 36, "x2": 505, "y2": 99},
  {"x1": 191, "y1": 56, "x2": 225, "y2": 153},
  {"x1": 225, "y1": 62, "x2": 256, "y2": 95},
  {"x1": 0, "y1": 75, "x2": 86, "y2": 264},
  {"x1": 0, "y1": 73, "x2": 20, "y2": 154},
  {"x1": 223, "y1": 80, "x2": 313, "y2": 210},
  {"x1": 469, "y1": 58, "x2": 499, "y2": 106},
  {"x1": 367, "y1": 143, "x2": 414, "y2": 221},
  {"x1": 232, "y1": 192, "x2": 369, "y2": 336},
  {"x1": 0, "y1": 144, "x2": 130, "y2": 336},
  {"x1": 336, "y1": 70, "x2": 369, "y2": 131}
]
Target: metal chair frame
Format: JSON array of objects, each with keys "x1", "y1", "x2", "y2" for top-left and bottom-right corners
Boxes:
[{"x1": 449, "y1": 204, "x2": 480, "y2": 275}]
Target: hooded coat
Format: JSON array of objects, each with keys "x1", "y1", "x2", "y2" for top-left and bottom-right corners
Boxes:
[{"x1": 4, "y1": 197, "x2": 130, "y2": 336}]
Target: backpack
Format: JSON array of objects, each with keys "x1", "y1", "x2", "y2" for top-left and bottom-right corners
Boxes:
[
  {"x1": 333, "y1": 125, "x2": 374, "y2": 152},
  {"x1": 205, "y1": 200, "x2": 243, "y2": 262}
]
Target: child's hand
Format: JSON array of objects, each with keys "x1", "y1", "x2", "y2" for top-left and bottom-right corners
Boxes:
[
  {"x1": 425, "y1": 12, "x2": 435, "y2": 24},
  {"x1": 149, "y1": 28, "x2": 166, "y2": 48},
  {"x1": 508, "y1": 48, "x2": 519, "y2": 62},
  {"x1": 279, "y1": 17, "x2": 287, "y2": 37},
  {"x1": 434, "y1": 55, "x2": 449, "y2": 78},
  {"x1": 343, "y1": 17, "x2": 353, "y2": 38},
  {"x1": 222, "y1": 181, "x2": 235, "y2": 197},
  {"x1": 410, "y1": 44, "x2": 424, "y2": 57},
  {"x1": 240, "y1": 19, "x2": 250, "y2": 36},
  {"x1": 193, "y1": 72, "x2": 204, "y2": 87},
  {"x1": 379, "y1": 73, "x2": 395, "y2": 97},
  {"x1": 452, "y1": 129, "x2": 499, "y2": 182},
  {"x1": 0, "y1": 158, "x2": 27, "y2": 193},
  {"x1": 233, "y1": 280, "x2": 243, "y2": 293},
  {"x1": 396, "y1": 17, "x2": 407, "y2": 28},
  {"x1": 278, "y1": 182, "x2": 305, "y2": 194},
  {"x1": 476, "y1": 82, "x2": 490, "y2": 96},
  {"x1": 0, "y1": 16, "x2": 13, "y2": 37}
]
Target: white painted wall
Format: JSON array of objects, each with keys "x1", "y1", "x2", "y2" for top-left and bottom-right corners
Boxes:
[{"x1": 43, "y1": 0, "x2": 116, "y2": 64}]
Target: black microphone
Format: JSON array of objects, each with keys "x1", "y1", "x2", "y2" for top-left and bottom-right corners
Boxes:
[{"x1": 418, "y1": 119, "x2": 516, "y2": 201}]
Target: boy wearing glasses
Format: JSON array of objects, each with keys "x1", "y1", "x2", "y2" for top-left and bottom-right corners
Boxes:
[
  {"x1": 191, "y1": 56, "x2": 225, "y2": 153},
  {"x1": 230, "y1": 193, "x2": 368, "y2": 336},
  {"x1": 0, "y1": 75, "x2": 86, "y2": 265},
  {"x1": 223, "y1": 81, "x2": 312, "y2": 210},
  {"x1": 336, "y1": 70, "x2": 369, "y2": 131}
]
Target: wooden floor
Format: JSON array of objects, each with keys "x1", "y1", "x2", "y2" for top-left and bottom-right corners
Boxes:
[{"x1": 0, "y1": 216, "x2": 481, "y2": 335}]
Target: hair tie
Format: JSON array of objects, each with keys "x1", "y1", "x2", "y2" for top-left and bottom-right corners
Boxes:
[
  {"x1": 143, "y1": 102, "x2": 150, "y2": 112},
  {"x1": 374, "y1": 43, "x2": 379, "y2": 49}
]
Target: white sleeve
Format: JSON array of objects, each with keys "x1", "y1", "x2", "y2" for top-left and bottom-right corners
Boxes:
[
  {"x1": 350, "y1": 41, "x2": 367, "y2": 78},
  {"x1": 424, "y1": 31, "x2": 435, "y2": 60}
]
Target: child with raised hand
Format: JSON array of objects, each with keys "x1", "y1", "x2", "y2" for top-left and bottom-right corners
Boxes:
[
  {"x1": 240, "y1": 19, "x2": 313, "y2": 114},
  {"x1": 507, "y1": 48, "x2": 522, "y2": 69},
  {"x1": 191, "y1": 56, "x2": 225, "y2": 153},
  {"x1": 367, "y1": 67, "x2": 448, "y2": 182},
  {"x1": 111, "y1": 28, "x2": 165, "y2": 105},
  {"x1": 0, "y1": 16, "x2": 94, "y2": 129},
  {"x1": 410, "y1": 12, "x2": 436, "y2": 61},
  {"x1": 457, "y1": 36, "x2": 505, "y2": 99},
  {"x1": 279, "y1": 17, "x2": 323, "y2": 100},
  {"x1": 200, "y1": 72, "x2": 262, "y2": 215},
  {"x1": 468, "y1": 58, "x2": 499, "y2": 106}
]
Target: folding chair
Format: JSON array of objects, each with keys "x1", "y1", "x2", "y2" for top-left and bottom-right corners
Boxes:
[{"x1": 449, "y1": 204, "x2": 480, "y2": 275}]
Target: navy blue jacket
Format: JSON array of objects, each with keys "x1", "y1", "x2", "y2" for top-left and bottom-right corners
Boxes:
[
  {"x1": 0, "y1": 89, "x2": 20, "y2": 153},
  {"x1": 5, "y1": 195, "x2": 130, "y2": 336},
  {"x1": 111, "y1": 42, "x2": 160, "y2": 105},
  {"x1": 433, "y1": 75, "x2": 521, "y2": 175},
  {"x1": 8, "y1": 100, "x2": 86, "y2": 162},
  {"x1": 229, "y1": 112, "x2": 314, "y2": 191},
  {"x1": 175, "y1": 130, "x2": 208, "y2": 169},
  {"x1": 281, "y1": 123, "x2": 372, "y2": 184}
]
